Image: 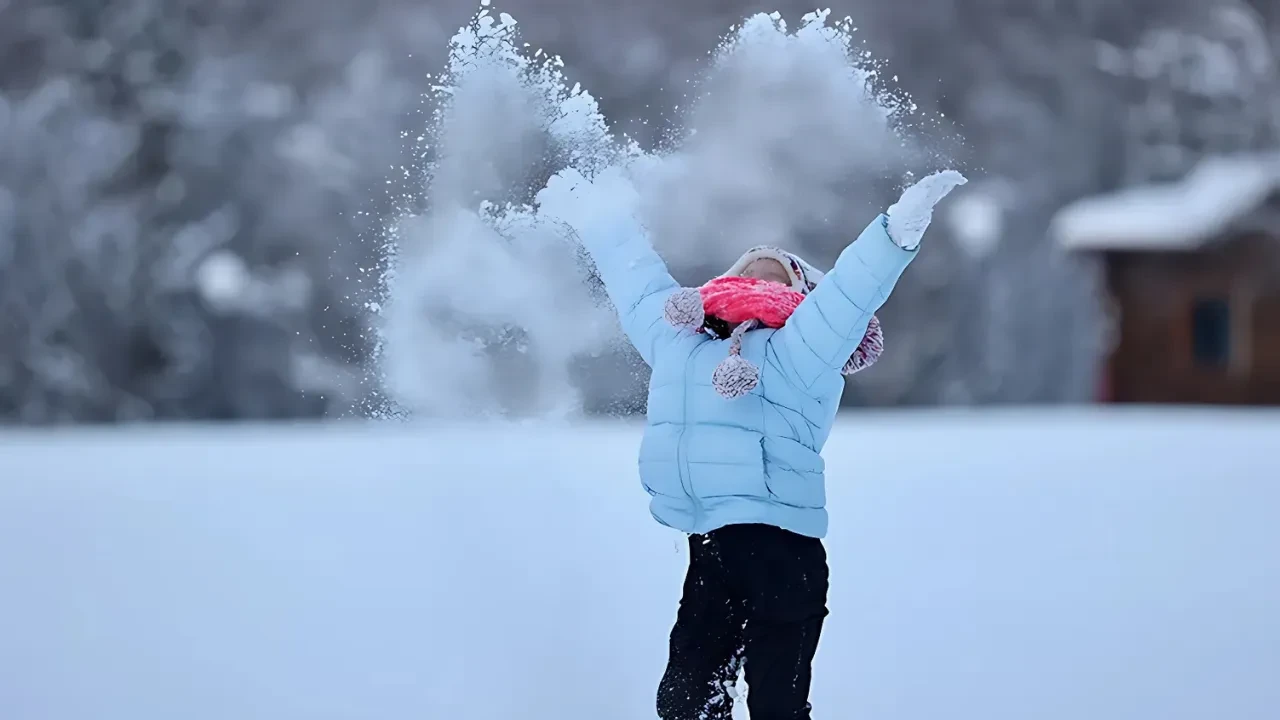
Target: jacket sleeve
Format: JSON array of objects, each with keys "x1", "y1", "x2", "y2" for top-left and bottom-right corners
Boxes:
[
  {"x1": 768, "y1": 214, "x2": 917, "y2": 390},
  {"x1": 577, "y1": 212, "x2": 682, "y2": 367}
]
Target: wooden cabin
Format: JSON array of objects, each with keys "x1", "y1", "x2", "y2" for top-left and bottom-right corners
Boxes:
[{"x1": 1053, "y1": 155, "x2": 1280, "y2": 405}]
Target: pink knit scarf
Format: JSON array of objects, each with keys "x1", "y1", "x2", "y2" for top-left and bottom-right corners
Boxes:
[{"x1": 700, "y1": 276, "x2": 803, "y2": 328}]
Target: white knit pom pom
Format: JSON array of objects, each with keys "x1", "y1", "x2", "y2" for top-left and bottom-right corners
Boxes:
[
  {"x1": 663, "y1": 287, "x2": 705, "y2": 331},
  {"x1": 712, "y1": 354, "x2": 760, "y2": 399}
]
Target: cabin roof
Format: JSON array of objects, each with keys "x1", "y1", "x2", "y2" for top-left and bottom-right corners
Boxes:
[{"x1": 1052, "y1": 153, "x2": 1280, "y2": 252}]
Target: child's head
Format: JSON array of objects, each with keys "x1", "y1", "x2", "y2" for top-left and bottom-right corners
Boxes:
[
  {"x1": 721, "y1": 246, "x2": 823, "y2": 295},
  {"x1": 738, "y1": 258, "x2": 792, "y2": 286},
  {"x1": 697, "y1": 247, "x2": 822, "y2": 339}
]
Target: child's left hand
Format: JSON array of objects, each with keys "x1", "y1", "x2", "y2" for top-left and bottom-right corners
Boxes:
[{"x1": 886, "y1": 170, "x2": 967, "y2": 250}]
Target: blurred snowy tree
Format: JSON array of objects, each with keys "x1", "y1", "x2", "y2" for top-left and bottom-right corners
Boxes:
[
  {"x1": 1108, "y1": 2, "x2": 1279, "y2": 183},
  {"x1": 0, "y1": 0, "x2": 447, "y2": 422}
]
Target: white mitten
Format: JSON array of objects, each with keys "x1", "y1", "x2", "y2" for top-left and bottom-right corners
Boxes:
[
  {"x1": 886, "y1": 170, "x2": 967, "y2": 250},
  {"x1": 538, "y1": 166, "x2": 642, "y2": 237}
]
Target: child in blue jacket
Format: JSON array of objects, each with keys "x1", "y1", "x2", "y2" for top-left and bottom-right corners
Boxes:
[{"x1": 555, "y1": 170, "x2": 964, "y2": 720}]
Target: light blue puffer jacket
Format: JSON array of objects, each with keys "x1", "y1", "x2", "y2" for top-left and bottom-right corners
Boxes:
[{"x1": 581, "y1": 213, "x2": 918, "y2": 539}]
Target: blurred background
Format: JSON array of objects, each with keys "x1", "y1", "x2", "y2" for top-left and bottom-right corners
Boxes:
[
  {"x1": 2, "y1": 0, "x2": 1279, "y2": 424},
  {"x1": 3, "y1": 6, "x2": 1279, "y2": 718}
]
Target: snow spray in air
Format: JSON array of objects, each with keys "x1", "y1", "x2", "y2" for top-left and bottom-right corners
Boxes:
[{"x1": 375, "y1": 4, "x2": 937, "y2": 420}]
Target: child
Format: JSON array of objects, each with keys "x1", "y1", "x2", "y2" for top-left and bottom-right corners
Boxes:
[{"x1": 558, "y1": 170, "x2": 964, "y2": 720}]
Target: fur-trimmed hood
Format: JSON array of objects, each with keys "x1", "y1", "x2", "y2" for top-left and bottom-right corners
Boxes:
[{"x1": 720, "y1": 246, "x2": 826, "y2": 294}]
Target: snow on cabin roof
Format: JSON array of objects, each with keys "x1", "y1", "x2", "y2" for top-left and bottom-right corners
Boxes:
[{"x1": 1052, "y1": 153, "x2": 1280, "y2": 252}]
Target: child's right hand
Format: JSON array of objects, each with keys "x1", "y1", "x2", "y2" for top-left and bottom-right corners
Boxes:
[
  {"x1": 539, "y1": 166, "x2": 642, "y2": 237},
  {"x1": 886, "y1": 170, "x2": 967, "y2": 251}
]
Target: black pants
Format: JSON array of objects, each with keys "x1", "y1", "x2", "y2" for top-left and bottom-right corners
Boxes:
[{"x1": 657, "y1": 523, "x2": 829, "y2": 720}]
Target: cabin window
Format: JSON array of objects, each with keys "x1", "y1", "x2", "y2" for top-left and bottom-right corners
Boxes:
[{"x1": 1190, "y1": 297, "x2": 1232, "y2": 368}]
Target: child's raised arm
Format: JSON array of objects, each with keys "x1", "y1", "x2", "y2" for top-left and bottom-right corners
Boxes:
[
  {"x1": 543, "y1": 168, "x2": 681, "y2": 366},
  {"x1": 767, "y1": 215, "x2": 913, "y2": 389},
  {"x1": 577, "y1": 211, "x2": 681, "y2": 366},
  {"x1": 768, "y1": 171, "x2": 966, "y2": 390}
]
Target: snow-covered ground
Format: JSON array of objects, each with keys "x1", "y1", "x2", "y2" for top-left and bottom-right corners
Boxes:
[{"x1": 1, "y1": 410, "x2": 1277, "y2": 720}]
